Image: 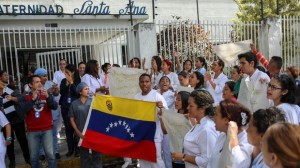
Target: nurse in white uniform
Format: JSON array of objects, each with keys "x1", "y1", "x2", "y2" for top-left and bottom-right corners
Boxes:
[
  {"x1": 171, "y1": 89, "x2": 219, "y2": 168},
  {"x1": 208, "y1": 99, "x2": 253, "y2": 168}
]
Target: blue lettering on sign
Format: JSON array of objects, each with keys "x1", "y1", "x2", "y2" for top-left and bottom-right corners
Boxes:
[
  {"x1": 74, "y1": 0, "x2": 110, "y2": 15},
  {"x1": 119, "y1": 1, "x2": 147, "y2": 15},
  {"x1": 0, "y1": 1, "x2": 146, "y2": 15}
]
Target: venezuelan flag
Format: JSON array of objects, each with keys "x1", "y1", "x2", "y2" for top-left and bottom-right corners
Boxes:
[{"x1": 80, "y1": 95, "x2": 157, "y2": 162}]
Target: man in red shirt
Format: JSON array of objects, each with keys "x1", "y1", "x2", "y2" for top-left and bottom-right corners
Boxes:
[{"x1": 18, "y1": 75, "x2": 58, "y2": 168}]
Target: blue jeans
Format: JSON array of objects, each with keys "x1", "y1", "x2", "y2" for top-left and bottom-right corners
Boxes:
[
  {"x1": 27, "y1": 129, "x2": 56, "y2": 168},
  {"x1": 40, "y1": 119, "x2": 59, "y2": 155}
]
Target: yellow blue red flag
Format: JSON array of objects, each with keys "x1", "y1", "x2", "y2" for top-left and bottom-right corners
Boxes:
[{"x1": 79, "y1": 95, "x2": 157, "y2": 162}]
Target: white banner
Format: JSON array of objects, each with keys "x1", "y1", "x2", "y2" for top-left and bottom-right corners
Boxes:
[
  {"x1": 162, "y1": 109, "x2": 192, "y2": 152},
  {"x1": 108, "y1": 67, "x2": 144, "y2": 99},
  {"x1": 214, "y1": 40, "x2": 252, "y2": 65}
]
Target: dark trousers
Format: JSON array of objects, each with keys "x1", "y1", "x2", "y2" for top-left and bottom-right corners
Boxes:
[
  {"x1": 3, "y1": 121, "x2": 30, "y2": 163},
  {"x1": 61, "y1": 107, "x2": 77, "y2": 152},
  {"x1": 172, "y1": 162, "x2": 186, "y2": 168},
  {"x1": 80, "y1": 147, "x2": 102, "y2": 168}
]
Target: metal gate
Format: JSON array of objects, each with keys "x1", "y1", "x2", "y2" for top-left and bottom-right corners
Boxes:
[
  {"x1": 36, "y1": 48, "x2": 82, "y2": 80},
  {"x1": 0, "y1": 26, "x2": 136, "y2": 90}
]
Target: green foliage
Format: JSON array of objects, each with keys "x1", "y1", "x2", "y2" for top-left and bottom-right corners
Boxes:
[{"x1": 234, "y1": 0, "x2": 300, "y2": 21}]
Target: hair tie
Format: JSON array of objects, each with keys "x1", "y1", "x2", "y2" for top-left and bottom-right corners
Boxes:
[{"x1": 241, "y1": 112, "x2": 248, "y2": 126}]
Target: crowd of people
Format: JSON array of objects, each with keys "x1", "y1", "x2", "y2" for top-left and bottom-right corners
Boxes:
[{"x1": 0, "y1": 44, "x2": 300, "y2": 168}]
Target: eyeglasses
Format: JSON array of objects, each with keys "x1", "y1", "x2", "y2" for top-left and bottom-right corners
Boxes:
[{"x1": 267, "y1": 83, "x2": 282, "y2": 90}]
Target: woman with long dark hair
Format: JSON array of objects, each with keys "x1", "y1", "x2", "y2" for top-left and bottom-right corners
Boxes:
[
  {"x1": 194, "y1": 57, "x2": 207, "y2": 75},
  {"x1": 189, "y1": 71, "x2": 204, "y2": 90},
  {"x1": 81, "y1": 60, "x2": 107, "y2": 96},
  {"x1": 266, "y1": 73, "x2": 299, "y2": 124},
  {"x1": 151, "y1": 56, "x2": 162, "y2": 89},
  {"x1": 172, "y1": 89, "x2": 218, "y2": 168},
  {"x1": 100, "y1": 63, "x2": 111, "y2": 95},
  {"x1": 60, "y1": 64, "x2": 81, "y2": 157}
]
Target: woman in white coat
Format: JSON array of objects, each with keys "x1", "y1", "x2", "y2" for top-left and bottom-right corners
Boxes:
[
  {"x1": 171, "y1": 89, "x2": 219, "y2": 168},
  {"x1": 266, "y1": 73, "x2": 299, "y2": 124},
  {"x1": 208, "y1": 99, "x2": 253, "y2": 168}
]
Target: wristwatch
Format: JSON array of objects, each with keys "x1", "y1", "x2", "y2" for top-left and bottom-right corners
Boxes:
[{"x1": 6, "y1": 137, "x2": 12, "y2": 142}]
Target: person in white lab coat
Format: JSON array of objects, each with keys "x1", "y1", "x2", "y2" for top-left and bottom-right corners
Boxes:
[
  {"x1": 171, "y1": 89, "x2": 219, "y2": 168},
  {"x1": 208, "y1": 99, "x2": 253, "y2": 168},
  {"x1": 266, "y1": 73, "x2": 300, "y2": 124},
  {"x1": 204, "y1": 59, "x2": 228, "y2": 107}
]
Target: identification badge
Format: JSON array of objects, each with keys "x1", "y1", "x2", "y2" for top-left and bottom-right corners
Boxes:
[
  {"x1": 67, "y1": 97, "x2": 71, "y2": 104},
  {"x1": 35, "y1": 111, "x2": 40, "y2": 118}
]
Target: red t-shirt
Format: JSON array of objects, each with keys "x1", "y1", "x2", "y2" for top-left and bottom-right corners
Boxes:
[{"x1": 25, "y1": 94, "x2": 53, "y2": 132}]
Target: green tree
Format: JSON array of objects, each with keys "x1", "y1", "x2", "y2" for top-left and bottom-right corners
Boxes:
[{"x1": 235, "y1": 0, "x2": 300, "y2": 22}]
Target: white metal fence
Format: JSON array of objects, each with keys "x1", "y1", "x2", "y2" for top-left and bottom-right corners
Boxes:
[
  {"x1": 281, "y1": 16, "x2": 300, "y2": 70},
  {"x1": 156, "y1": 17, "x2": 300, "y2": 71},
  {"x1": 0, "y1": 26, "x2": 136, "y2": 89},
  {"x1": 36, "y1": 49, "x2": 82, "y2": 80}
]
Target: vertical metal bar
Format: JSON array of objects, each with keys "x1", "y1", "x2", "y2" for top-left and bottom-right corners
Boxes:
[
  {"x1": 163, "y1": 20, "x2": 167, "y2": 58},
  {"x1": 74, "y1": 28, "x2": 78, "y2": 48},
  {"x1": 101, "y1": 27, "x2": 106, "y2": 63},
  {"x1": 167, "y1": 20, "x2": 171, "y2": 59},
  {"x1": 97, "y1": 27, "x2": 103, "y2": 65},
  {"x1": 24, "y1": 27, "x2": 27, "y2": 48},
  {"x1": 50, "y1": 52, "x2": 55, "y2": 80},
  {"x1": 106, "y1": 27, "x2": 110, "y2": 63},
  {"x1": 70, "y1": 28, "x2": 73, "y2": 49},
  {"x1": 158, "y1": 20, "x2": 162, "y2": 55},
  {"x1": 88, "y1": 28, "x2": 92, "y2": 59},
  {"x1": 196, "y1": 0, "x2": 199, "y2": 25},
  {"x1": 83, "y1": 28, "x2": 87, "y2": 60},
  {"x1": 13, "y1": 31, "x2": 21, "y2": 90},
  {"x1": 40, "y1": 27, "x2": 43, "y2": 49},
  {"x1": 55, "y1": 28, "x2": 58, "y2": 48},
  {"x1": 187, "y1": 21, "x2": 191, "y2": 58},
  {"x1": 64, "y1": 27, "x2": 68, "y2": 48},
  {"x1": 45, "y1": 27, "x2": 48, "y2": 48},
  {"x1": 111, "y1": 27, "x2": 115, "y2": 64},
  {"x1": 116, "y1": 26, "x2": 120, "y2": 65},
  {"x1": 50, "y1": 27, "x2": 53, "y2": 48},
  {"x1": 92, "y1": 27, "x2": 97, "y2": 62},
  {"x1": 123, "y1": 25, "x2": 128, "y2": 66},
  {"x1": 29, "y1": 27, "x2": 32, "y2": 49},
  {"x1": 19, "y1": 28, "x2": 22, "y2": 49},
  {"x1": 8, "y1": 28, "x2": 15, "y2": 77},
  {"x1": 34, "y1": 27, "x2": 37, "y2": 49}
]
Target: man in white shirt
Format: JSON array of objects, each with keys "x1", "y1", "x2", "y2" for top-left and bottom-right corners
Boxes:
[
  {"x1": 134, "y1": 73, "x2": 168, "y2": 168},
  {"x1": 204, "y1": 59, "x2": 228, "y2": 107},
  {"x1": 237, "y1": 51, "x2": 270, "y2": 113},
  {"x1": 52, "y1": 59, "x2": 66, "y2": 150},
  {"x1": 53, "y1": 59, "x2": 66, "y2": 87}
]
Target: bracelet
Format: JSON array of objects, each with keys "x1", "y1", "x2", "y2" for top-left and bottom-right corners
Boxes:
[{"x1": 182, "y1": 154, "x2": 186, "y2": 161}]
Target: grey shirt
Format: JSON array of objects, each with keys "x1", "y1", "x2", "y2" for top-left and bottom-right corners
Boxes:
[{"x1": 68, "y1": 97, "x2": 92, "y2": 132}]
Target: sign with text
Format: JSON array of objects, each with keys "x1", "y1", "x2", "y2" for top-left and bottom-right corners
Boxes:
[{"x1": 0, "y1": 0, "x2": 147, "y2": 15}]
